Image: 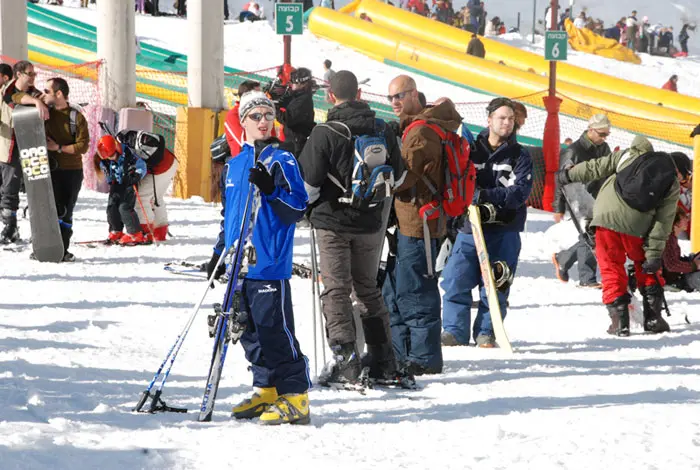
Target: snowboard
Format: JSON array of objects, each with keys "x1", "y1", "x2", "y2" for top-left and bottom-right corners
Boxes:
[
  {"x1": 13, "y1": 106, "x2": 64, "y2": 262},
  {"x1": 468, "y1": 205, "x2": 514, "y2": 355}
]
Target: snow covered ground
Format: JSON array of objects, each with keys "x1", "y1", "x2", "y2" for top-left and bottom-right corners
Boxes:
[
  {"x1": 2, "y1": 3, "x2": 699, "y2": 469},
  {"x1": 1, "y1": 192, "x2": 700, "y2": 470}
]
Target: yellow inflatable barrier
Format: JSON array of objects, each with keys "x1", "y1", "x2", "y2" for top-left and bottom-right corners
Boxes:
[
  {"x1": 354, "y1": 0, "x2": 700, "y2": 116},
  {"x1": 564, "y1": 19, "x2": 641, "y2": 64},
  {"x1": 308, "y1": 7, "x2": 696, "y2": 147}
]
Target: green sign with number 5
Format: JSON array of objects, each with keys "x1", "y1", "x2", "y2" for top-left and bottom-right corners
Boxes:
[
  {"x1": 544, "y1": 31, "x2": 568, "y2": 61},
  {"x1": 275, "y1": 3, "x2": 304, "y2": 35}
]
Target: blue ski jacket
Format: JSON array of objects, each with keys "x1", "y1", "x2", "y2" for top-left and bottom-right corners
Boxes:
[
  {"x1": 214, "y1": 141, "x2": 308, "y2": 280},
  {"x1": 99, "y1": 146, "x2": 147, "y2": 186},
  {"x1": 461, "y1": 129, "x2": 533, "y2": 234}
]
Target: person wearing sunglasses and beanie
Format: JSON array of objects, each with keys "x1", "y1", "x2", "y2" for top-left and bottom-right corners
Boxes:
[
  {"x1": 0, "y1": 60, "x2": 49, "y2": 244},
  {"x1": 210, "y1": 91, "x2": 312, "y2": 425},
  {"x1": 551, "y1": 114, "x2": 612, "y2": 288}
]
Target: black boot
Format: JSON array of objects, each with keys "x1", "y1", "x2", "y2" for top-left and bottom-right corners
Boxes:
[
  {"x1": 319, "y1": 342, "x2": 361, "y2": 385},
  {"x1": 606, "y1": 294, "x2": 631, "y2": 337},
  {"x1": 0, "y1": 210, "x2": 19, "y2": 244},
  {"x1": 641, "y1": 285, "x2": 671, "y2": 333},
  {"x1": 360, "y1": 317, "x2": 397, "y2": 380}
]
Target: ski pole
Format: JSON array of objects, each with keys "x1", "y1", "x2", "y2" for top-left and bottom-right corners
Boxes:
[
  {"x1": 309, "y1": 228, "x2": 318, "y2": 376},
  {"x1": 134, "y1": 185, "x2": 158, "y2": 247},
  {"x1": 134, "y1": 244, "x2": 229, "y2": 412},
  {"x1": 310, "y1": 228, "x2": 327, "y2": 365}
]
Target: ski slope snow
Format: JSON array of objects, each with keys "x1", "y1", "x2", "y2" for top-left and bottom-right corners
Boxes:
[{"x1": 1, "y1": 3, "x2": 700, "y2": 470}]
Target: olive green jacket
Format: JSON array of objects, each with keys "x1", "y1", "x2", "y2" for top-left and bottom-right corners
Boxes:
[{"x1": 568, "y1": 135, "x2": 679, "y2": 260}]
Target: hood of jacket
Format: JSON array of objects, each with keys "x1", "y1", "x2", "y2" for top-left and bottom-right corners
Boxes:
[{"x1": 400, "y1": 101, "x2": 462, "y2": 133}]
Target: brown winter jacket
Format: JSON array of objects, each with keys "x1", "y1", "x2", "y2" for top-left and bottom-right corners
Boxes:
[
  {"x1": 394, "y1": 101, "x2": 463, "y2": 239},
  {"x1": 44, "y1": 105, "x2": 90, "y2": 170}
]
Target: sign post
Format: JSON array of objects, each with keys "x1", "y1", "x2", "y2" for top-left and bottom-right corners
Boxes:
[{"x1": 275, "y1": 1, "x2": 304, "y2": 66}]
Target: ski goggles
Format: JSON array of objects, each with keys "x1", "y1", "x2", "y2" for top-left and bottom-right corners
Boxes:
[{"x1": 246, "y1": 111, "x2": 275, "y2": 123}]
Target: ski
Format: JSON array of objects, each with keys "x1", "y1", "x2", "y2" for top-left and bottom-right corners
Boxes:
[
  {"x1": 322, "y1": 367, "x2": 420, "y2": 394},
  {"x1": 198, "y1": 182, "x2": 261, "y2": 422},
  {"x1": 165, "y1": 260, "x2": 311, "y2": 279},
  {"x1": 468, "y1": 205, "x2": 514, "y2": 355},
  {"x1": 163, "y1": 264, "x2": 229, "y2": 283}
]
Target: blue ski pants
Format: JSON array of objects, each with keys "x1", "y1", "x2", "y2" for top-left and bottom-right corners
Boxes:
[
  {"x1": 382, "y1": 231, "x2": 442, "y2": 371},
  {"x1": 441, "y1": 230, "x2": 521, "y2": 344},
  {"x1": 238, "y1": 279, "x2": 311, "y2": 395}
]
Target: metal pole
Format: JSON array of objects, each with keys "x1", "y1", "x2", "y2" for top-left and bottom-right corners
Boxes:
[
  {"x1": 283, "y1": 0, "x2": 291, "y2": 66},
  {"x1": 548, "y1": 0, "x2": 558, "y2": 97},
  {"x1": 517, "y1": 12, "x2": 521, "y2": 32},
  {"x1": 532, "y1": 0, "x2": 536, "y2": 43}
]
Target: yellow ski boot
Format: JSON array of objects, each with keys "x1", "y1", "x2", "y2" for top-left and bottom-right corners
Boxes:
[
  {"x1": 259, "y1": 392, "x2": 310, "y2": 425},
  {"x1": 232, "y1": 387, "x2": 277, "y2": 420}
]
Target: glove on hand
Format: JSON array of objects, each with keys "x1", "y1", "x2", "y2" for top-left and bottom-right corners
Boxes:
[
  {"x1": 477, "y1": 203, "x2": 516, "y2": 225},
  {"x1": 206, "y1": 251, "x2": 226, "y2": 285},
  {"x1": 642, "y1": 257, "x2": 662, "y2": 274},
  {"x1": 556, "y1": 169, "x2": 572, "y2": 186},
  {"x1": 248, "y1": 161, "x2": 275, "y2": 195}
]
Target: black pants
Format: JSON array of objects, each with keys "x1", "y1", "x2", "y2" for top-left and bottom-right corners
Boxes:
[
  {"x1": 52, "y1": 169, "x2": 83, "y2": 253},
  {"x1": 224, "y1": 0, "x2": 229, "y2": 19},
  {"x1": 0, "y1": 149, "x2": 22, "y2": 213},
  {"x1": 107, "y1": 184, "x2": 140, "y2": 234},
  {"x1": 681, "y1": 39, "x2": 689, "y2": 54}
]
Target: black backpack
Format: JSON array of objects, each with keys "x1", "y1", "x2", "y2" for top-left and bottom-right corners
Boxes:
[{"x1": 614, "y1": 151, "x2": 677, "y2": 212}]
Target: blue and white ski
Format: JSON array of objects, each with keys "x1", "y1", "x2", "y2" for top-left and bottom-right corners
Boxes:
[{"x1": 198, "y1": 181, "x2": 261, "y2": 422}]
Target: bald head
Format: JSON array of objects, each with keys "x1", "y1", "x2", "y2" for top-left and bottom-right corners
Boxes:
[
  {"x1": 434, "y1": 97, "x2": 454, "y2": 107},
  {"x1": 388, "y1": 75, "x2": 422, "y2": 116}
]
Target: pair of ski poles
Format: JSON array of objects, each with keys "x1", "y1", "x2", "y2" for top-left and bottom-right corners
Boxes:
[{"x1": 309, "y1": 227, "x2": 327, "y2": 378}]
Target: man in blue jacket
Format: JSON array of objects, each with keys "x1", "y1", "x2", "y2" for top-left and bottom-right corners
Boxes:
[
  {"x1": 210, "y1": 91, "x2": 311, "y2": 425},
  {"x1": 440, "y1": 97, "x2": 533, "y2": 348}
]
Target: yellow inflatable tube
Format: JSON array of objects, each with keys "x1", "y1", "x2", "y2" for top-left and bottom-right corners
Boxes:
[
  {"x1": 355, "y1": 0, "x2": 700, "y2": 116},
  {"x1": 564, "y1": 19, "x2": 641, "y2": 64},
  {"x1": 308, "y1": 7, "x2": 695, "y2": 146}
]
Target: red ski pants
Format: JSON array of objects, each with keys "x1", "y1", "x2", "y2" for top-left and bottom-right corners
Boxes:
[{"x1": 595, "y1": 227, "x2": 665, "y2": 305}]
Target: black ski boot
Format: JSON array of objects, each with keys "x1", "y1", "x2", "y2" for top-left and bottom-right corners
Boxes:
[
  {"x1": 606, "y1": 294, "x2": 631, "y2": 337},
  {"x1": 319, "y1": 342, "x2": 361, "y2": 385},
  {"x1": 0, "y1": 210, "x2": 19, "y2": 244},
  {"x1": 640, "y1": 285, "x2": 671, "y2": 334},
  {"x1": 360, "y1": 317, "x2": 397, "y2": 380}
]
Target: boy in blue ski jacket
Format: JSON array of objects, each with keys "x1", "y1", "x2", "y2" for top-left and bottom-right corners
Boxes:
[
  {"x1": 96, "y1": 135, "x2": 148, "y2": 245},
  {"x1": 210, "y1": 91, "x2": 311, "y2": 425},
  {"x1": 440, "y1": 98, "x2": 533, "y2": 348}
]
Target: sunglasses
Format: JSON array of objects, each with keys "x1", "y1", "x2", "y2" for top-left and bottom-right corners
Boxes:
[
  {"x1": 247, "y1": 111, "x2": 275, "y2": 123},
  {"x1": 23, "y1": 71, "x2": 37, "y2": 78},
  {"x1": 43, "y1": 89, "x2": 52, "y2": 94},
  {"x1": 387, "y1": 89, "x2": 414, "y2": 102},
  {"x1": 593, "y1": 129, "x2": 610, "y2": 138}
]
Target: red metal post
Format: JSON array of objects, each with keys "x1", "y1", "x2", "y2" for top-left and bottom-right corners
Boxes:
[
  {"x1": 283, "y1": 0, "x2": 291, "y2": 66},
  {"x1": 541, "y1": 0, "x2": 561, "y2": 212}
]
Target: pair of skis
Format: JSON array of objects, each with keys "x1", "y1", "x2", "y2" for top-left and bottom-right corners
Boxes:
[{"x1": 132, "y1": 180, "x2": 261, "y2": 419}]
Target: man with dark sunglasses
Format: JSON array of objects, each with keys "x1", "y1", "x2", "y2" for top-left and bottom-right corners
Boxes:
[
  {"x1": 0, "y1": 60, "x2": 48, "y2": 244},
  {"x1": 552, "y1": 114, "x2": 612, "y2": 288}
]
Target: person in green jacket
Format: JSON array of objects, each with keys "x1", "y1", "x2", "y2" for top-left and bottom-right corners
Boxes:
[{"x1": 557, "y1": 136, "x2": 689, "y2": 337}]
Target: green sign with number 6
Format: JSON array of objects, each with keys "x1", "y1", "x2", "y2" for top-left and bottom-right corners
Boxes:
[
  {"x1": 544, "y1": 31, "x2": 568, "y2": 61},
  {"x1": 275, "y1": 3, "x2": 304, "y2": 35}
]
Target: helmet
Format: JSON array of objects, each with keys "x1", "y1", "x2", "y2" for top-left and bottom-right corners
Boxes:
[
  {"x1": 290, "y1": 67, "x2": 312, "y2": 85},
  {"x1": 97, "y1": 135, "x2": 122, "y2": 159}
]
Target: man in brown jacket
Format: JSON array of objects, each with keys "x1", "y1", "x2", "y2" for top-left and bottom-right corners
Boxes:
[
  {"x1": 382, "y1": 75, "x2": 462, "y2": 375},
  {"x1": 42, "y1": 77, "x2": 90, "y2": 261}
]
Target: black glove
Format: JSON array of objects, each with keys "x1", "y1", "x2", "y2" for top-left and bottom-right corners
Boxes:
[
  {"x1": 556, "y1": 169, "x2": 571, "y2": 186},
  {"x1": 125, "y1": 165, "x2": 140, "y2": 185},
  {"x1": 691, "y1": 124, "x2": 700, "y2": 139},
  {"x1": 642, "y1": 257, "x2": 662, "y2": 274},
  {"x1": 206, "y1": 252, "x2": 226, "y2": 284},
  {"x1": 477, "y1": 203, "x2": 516, "y2": 225},
  {"x1": 248, "y1": 161, "x2": 276, "y2": 195}
]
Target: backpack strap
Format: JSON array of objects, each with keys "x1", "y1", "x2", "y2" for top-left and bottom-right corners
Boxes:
[
  {"x1": 317, "y1": 121, "x2": 352, "y2": 194},
  {"x1": 69, "y1": 108, "x2": 77, "y2": 139}
]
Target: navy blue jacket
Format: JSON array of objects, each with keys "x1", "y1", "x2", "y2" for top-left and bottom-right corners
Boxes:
[
  {"x1": 99, "y1": 146, "x2": 147, "y2": 186},
  {"x1": 461, "y1": 130, "x2": 533, "y2": 234},
  {"x1": 213, "y1": 142, "x2": 308, "y2": 280}
]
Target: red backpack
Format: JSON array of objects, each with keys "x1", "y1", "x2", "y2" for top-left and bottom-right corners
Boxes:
[{"x1": 402, "y1": 120, "x2": 476, "y2": 276}]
